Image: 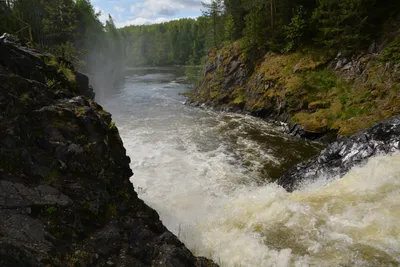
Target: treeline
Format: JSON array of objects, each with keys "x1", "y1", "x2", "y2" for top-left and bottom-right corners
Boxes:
[
  {"x1": 222, "y1": 0, "x2": 400, "y2": 55},
  {"x1": 121, "y1": 0, "x2": 400, "y2": 67},
  {"x1": 0, "y1": 0, "x2": 125, "y2": 92},
  {"x1": 120, "y1": 18, "x2": 211, "y2": 66}
]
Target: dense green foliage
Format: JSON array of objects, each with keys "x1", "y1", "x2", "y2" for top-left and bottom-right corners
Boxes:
[
  {"x1": 121, "y1": 0, "x2": 400, "y2": 67},
  {"x1": 120, "y1": 18, "x2": 210, "y2": 66},
  {"x1": 1, "y1": 0, "x2": 399, "y2": 72},
  {"x1": 0, "y1": 0, "x2": 125, "y2": 83}
]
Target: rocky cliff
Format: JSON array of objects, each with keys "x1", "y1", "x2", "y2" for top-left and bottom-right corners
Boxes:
[
  {"x1": 188, "y1": 41, "x2": 400, "y2": 141},
  {"x1": 0, "y1": 34, "x2": 216, "y2": 267}
]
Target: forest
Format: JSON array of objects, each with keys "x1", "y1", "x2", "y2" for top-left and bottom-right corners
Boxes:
[
  {"x1": 1, "y1": 0, "x2": 400, "y2": 71},
  {"x1": 0, "y1": 0, "x2": 125, "y2": 90},
  {"x1": 122, "y1": 0, "x2": 400, "y2": 66}
]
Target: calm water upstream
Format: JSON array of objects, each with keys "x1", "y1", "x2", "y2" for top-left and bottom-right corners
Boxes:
[{"x1": 100, "y1": 67, "x2": 400, "y2": 267}]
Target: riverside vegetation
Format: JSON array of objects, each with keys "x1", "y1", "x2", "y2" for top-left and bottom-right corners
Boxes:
[
  {"x1": 183, "y1": 0, "x2": 400, "y2": 140},
  {"x1": 109, "y1": 0, "x2": 400, "y2": 140},
  {"x1": 0, "y1": 0, "x2": 125, "y2": 93}
]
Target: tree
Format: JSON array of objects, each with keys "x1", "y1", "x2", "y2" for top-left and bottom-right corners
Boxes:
[
  {"x1": 312, "y1": 0, "x2": 370, "y2": 51},
  {"x1": 283, "y1": 6, "x2": 308, "y2": 52},
  {"x1": 42, "y1": 0, "x2": 77, "y2": 46},
  {"x1": 201, "y1": 0, "x2": 224, "y2": 47},
  {"x1": 224, "y1": 0, "x2": 247, "y2": 40}
]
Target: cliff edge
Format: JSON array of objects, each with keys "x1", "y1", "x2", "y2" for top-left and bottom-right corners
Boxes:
[{"x1": 0, "y1": 34, "x2": 216, "y2": 267}]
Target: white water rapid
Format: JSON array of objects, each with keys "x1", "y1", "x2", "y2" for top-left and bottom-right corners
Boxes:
[{"x1": 102, "y1": 68, "x2": 400, "y2": 267}]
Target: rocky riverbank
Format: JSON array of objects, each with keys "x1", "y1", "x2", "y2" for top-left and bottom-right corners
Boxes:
[
  {"x1": 278, "y1": 115, "x2": 400, "y2": 191},
  {"x1": 0, "y1": 34, "x2": 216, "y2": 267},
  {"x1": 187, "y1": 41, "x2": 400, "y2": 142}
]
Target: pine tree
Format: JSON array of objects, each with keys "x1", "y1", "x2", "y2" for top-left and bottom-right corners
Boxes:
[
  {"x1": 201, "y1": 0, "x2": 224, "y2": 47},
  {"x1": 42, "y1": 0, "x2": 77, "y2": 46}
]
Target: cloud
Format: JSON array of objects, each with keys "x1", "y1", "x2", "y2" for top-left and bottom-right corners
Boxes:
[
  {"x1": 130, "y1": 0, "x2": 194, "y2": 18},
  {"x1": 94, "y1": 7, "x2": 108, "y2": 24},
  {"x1": 116, "y1": 17, "x2": 172, "y2": 27},
  {"x1": 95, "y1": 0, "x2": 204, "y2": 28},
  {"x1": 114, "y1": 6, "x2": 125, "y2": 13},
  {"x1": 154, "y1": 18, "x2": 171, "y2": 24},
  {"x1": 137, "y1": 9, "x2": 153, "y2": 18}
]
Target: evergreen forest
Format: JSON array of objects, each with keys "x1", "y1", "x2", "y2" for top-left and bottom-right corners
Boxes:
[{"x1": 1, "y1": 0, "x2": 400, "y2": 70}]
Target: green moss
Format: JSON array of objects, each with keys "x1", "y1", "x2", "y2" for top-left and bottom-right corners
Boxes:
[
  {"x1": 66, "y1": 251, "x2": 93, "y2": 266},
  {"x1": 232, "y1": 95, "x2": 245, "y2": 105},
  {"x1": 108, "y1": 121, "x2": 116, "y2": 130},
  {"x1": 308, "y1": 101, "x2": 330, "y2": 110},
  {"x1": 293, "y1": 111, "x2": 330, "y2": 133},
  {"x1": 52, "y1": 119, "x2": 79, "y2": 129},
  {"x1": 58, "y1": 63, "x2": 76, "y2": 83},
  {"x1": 43, "y1": 55, "x2": 76, "y2": 83},
  {"x1": 46, "y1": 78, "x2": 58, "y2": 88},
  {"x1": 84, "y1": 142, "x2": 96, "y2": 153},
  {"x1": 43, "y1": 55, "x2": 58, "y2": 67},
  {"x1": 20, "y1": 92, "x2": 32, "y2": 102},
  {"x1": 75, "y1": 107, "x2": 86, "y2": 117}
]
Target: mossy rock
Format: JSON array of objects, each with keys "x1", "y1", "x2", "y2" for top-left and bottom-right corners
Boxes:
[
  {"x1": 293, "y1": 55, "x2": 328, "y2": 72},
  {"x1": 308, "y1": 101, "x2": 331, "y2": 111},
  {"x1": 293, "y1": 112, "x2": 329, "y2": 133}
]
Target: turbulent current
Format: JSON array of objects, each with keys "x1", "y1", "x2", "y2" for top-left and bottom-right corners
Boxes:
[{"x1": 101, "y1": 67, "x2": 400, "y2": 267}]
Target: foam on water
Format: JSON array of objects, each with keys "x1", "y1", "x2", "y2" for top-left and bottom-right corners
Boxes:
[
  {"x1": 120, "y1": 113, "x2": 400, "y2": 266},
  {"x1": 188, "y1": 154, "x2": 400, "y2": 266},
  {"x1": 104, "y1": 68, "x2": 399, "y2": 267}
]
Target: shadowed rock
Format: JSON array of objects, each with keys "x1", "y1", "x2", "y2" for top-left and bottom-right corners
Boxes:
[{"x1": 0, "y1": 34, "x2": 216, "y2": 267}]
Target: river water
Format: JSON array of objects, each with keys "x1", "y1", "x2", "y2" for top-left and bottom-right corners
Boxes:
[{"x1": 101, "y1": 67, "x2": 400, "y2": 267}]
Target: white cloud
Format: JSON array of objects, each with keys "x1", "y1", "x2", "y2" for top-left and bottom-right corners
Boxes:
[
  {"x1": 94, "y1": 7, "x2": 108, "y2": 24},
  {"x1": 130, "y1": 0, "x2": 189, "y2": 17},
  {"x1": 114, "y1": 6, "x2": 125, "y2": 13},
  {"x1": 116, "y1": 17, "x2": 173, "y2": 27},
  {"x1": 137, "y1": 9, "x2": 153, "y2": 18},
  {"x1": 154, "y1": 18, "x2": 170, "y2": 24}
]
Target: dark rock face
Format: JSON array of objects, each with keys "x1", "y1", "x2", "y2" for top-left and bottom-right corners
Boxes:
[
  {"x1": 0, "y1": 33, "x2": 95, "y2": 99},
  {"x1": 189, "y1": 44, "x2": 250, "y2": 107},
  {"x1": 0, "y1": 35, "x2": 216, "y2": 267},
  {"x1": 278, "y1": 116, "x2": 400, "y2": 192}
]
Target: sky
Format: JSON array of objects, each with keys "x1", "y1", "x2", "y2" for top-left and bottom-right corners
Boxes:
[{"x1": 91, "y1": 0, "x2": 205, "y2": 28}]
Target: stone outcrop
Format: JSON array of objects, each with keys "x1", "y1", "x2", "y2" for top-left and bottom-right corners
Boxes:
[
  {"x1": 0, "y1": 35, "x2": 216, "y2": 267},
  {"x1": 0, "y1": 33, "x2": 95, "y2": 100},
  {"x1": 277, "y1": 116, "x2": 400, "y2": 191},
  {"x1": 188, "y1": 42, "x2": 400, "y2": 141}
]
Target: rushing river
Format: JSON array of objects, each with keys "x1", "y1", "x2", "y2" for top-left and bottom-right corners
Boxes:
[{"x1": 101, "y1": 67, "x2": 400, "y2": 267}]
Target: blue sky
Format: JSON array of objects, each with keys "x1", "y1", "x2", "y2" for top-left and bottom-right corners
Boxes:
[{"x1": 91, "y1": 0, "x2": 205, "y2": 28}]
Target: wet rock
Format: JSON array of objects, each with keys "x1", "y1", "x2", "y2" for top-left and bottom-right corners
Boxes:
[
  {"x1": 0, "y1": 181, "x2": 72, "y2": 208},
  {"x1": 0, "y1": 35, "x2": 217, "y2": 266},
  {"x1": 278, "y1": 116, "x2": 400, "y2": 191}
]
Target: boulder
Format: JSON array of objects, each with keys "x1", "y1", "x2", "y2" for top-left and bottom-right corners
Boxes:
[{"x1": 278, "y1": 116, "x2": 400, "y2": 191}]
